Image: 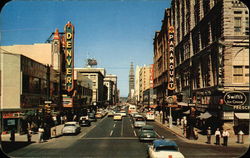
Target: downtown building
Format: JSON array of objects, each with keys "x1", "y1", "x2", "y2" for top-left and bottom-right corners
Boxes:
[
  {"x1": 104, "y1": 74, "x2": 119, "y2": 105},
  {"x1": 154, "y1": 0, "x2": 249, "y2": 133},
  {"x1": 74, "y1": 67, "x2": 106, "y2": 107},
  {"x1": 0, "y1": 23, "x2": 93, "y2": 134}
]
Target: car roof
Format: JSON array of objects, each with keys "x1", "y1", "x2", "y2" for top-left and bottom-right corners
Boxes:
[
  {"x1": 153, "y1": 139, "x2": 178, "y2": 148},
  {"x1": 65, "y1": 121, "x2": 77, "y2": 124},
  {"x1": 141, "y1": 125, "x2": 154, "y2": 130}
]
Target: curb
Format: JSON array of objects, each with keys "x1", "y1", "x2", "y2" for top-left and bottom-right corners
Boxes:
[{"x1": 154, "y1": 118, "x2": 250, "y2": 147}]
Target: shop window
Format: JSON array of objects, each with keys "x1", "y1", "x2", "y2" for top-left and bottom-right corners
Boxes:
[{"x1": 233, "y1": 66, "x2": 243, "y2": 83}]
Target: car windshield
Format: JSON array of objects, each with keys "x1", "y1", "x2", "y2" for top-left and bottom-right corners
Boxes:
[
  {"x1": 142, "y1": 130, "x2": 154, "y2": 133},
  {"x1": 64, "y1": 124, "x2": 76, "y2": 127},
  {"x1": 155, "y1": 146, "x2": 178, "y2": 151}
]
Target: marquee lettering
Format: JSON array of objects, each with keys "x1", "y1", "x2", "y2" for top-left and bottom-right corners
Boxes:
[
  {"x1": 64, "y1": 22, "x2": 74, "y2": 92},
  {"x1": 168, "y1": 26, "x2": 175, "y2": 90}
]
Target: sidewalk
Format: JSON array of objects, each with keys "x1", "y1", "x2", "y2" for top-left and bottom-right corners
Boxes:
[{"x1": 154, "y1": 115, "x2": 250, "y2": 147}]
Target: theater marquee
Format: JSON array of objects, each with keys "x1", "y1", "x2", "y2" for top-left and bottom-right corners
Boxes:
[
  {"x1": 64, "y1": 21, "x2": 74, "y2": 92},
  {"x1": 168, "y1": 26, "x2": 175, "y2": 90}
]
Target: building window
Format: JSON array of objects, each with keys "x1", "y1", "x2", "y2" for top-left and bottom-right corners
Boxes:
[
  {"x1": 234, "y1": 17, "x2": 242, "y2": 35},
  {"x1": 233, "y1": 66, "x2": 243, "y2": 83},
  {"x1": 234, "y1": 11, "x2": 242, "y2": 14}
]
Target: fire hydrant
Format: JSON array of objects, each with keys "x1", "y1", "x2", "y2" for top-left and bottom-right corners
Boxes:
[{"x1": 237, "y1": 130, "x2": 244, "y2": 144}]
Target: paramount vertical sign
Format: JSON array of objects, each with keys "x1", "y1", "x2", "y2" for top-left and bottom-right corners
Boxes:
[
  {"x1": 64, "y1": 21, "x2": 74, "y2": 92},
  {"x1": 168, "y1": 26, "x2": 175, "y2": 90}
]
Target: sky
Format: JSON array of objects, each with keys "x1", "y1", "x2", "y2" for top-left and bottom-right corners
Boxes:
[{"x1": 0, "y1": 0, "x2": 170, "y2": 97}]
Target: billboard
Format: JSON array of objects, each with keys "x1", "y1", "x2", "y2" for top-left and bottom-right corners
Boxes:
[{"x1": 64, "y1": 21, "x2": 74, "y2": 92}]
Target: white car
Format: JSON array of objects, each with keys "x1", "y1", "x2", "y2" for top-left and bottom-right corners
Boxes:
[
  {"x1": 148, "y1": 139, "x2": 185, "y2": 158},
  {"x1": 113, "y1": 113, "x2": 122, "y2": 121},
  {"x1": 62, "y1": 122, "x2": 81, "y2": 135},
  {"x1": 134, "y1": 116, "x2": 146, "y2": 128},
  {"x1": 117, "y1": 112, "x2": 126, "y2": 117}
]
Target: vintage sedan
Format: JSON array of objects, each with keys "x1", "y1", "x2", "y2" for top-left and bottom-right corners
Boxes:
[
  {"x1": 134, "y1": 116, "x2": 146, "y2": 128},
  {"x1": 148, "y1": 139, "x2": 185, "y2": 158},
  {"x1": 113, "y1": 113, "x2": 122, "y2": 121},
  {"x1": 79, "y1": 119, "x2": 91, "y2": 127},
  {"x1": 62, "y1": 122, "x2": 81, "y2": 135},
  {"x1": 139, "y1": 130, "x2": 157, "y2": 141}
]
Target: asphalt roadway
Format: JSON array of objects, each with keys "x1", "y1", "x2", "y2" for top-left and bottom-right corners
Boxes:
[{"x1": 2, "y1": 115, "x2": 249, "y2": 158}]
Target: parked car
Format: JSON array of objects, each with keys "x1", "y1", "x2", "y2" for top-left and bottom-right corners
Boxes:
[
  {"x1": 134, "y1": 116, "x2": 146, "y2": 128},
  {"x1": 62, "y1": 122, "x2": 81, "y2": 135},
  {"x1": 113, "y1": 113, "x2": 122, "y2": 121},
  {"x1": 148, "y1": 139, "x2": 185, "y2": 158},
  {"x1": 79, "y1": 119, "x2": 91, "y2": 127}
]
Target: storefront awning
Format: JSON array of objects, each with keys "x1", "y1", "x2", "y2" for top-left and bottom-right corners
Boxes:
[
  {"x1": 149, "y1": 105, "x2": 158, "y2": 108},
  {"x1": 182, "y1": 110, "x2": 190, "y2": 114},
  {"x1": 234, "y1": 113, "x2": 250, "y2": 120},
  {"x1": 177, "y1": 102, "x2": 188, "y2": 106},
  {"x1": 197, "y1": 112, "x2": 212, "y2": 120}
]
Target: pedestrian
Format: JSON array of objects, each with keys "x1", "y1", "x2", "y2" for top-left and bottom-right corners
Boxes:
[
  {"x1": 215, "y1": 128, "x2": 221, "y2": 145},
  {"x1": 38, "y1": 126, "x2": 44, "y2": 143},
  {"x1": 222, "y1": 129, "x2": 229, "y2": 146},
  {"x1": 27, "y1": 129, "x2": 32, "y2": 142},
  {"x1": 176, "y1": 118, "x2": 180, "y2": 126},
  {"x1": 207, "y1": 127, "x2": 211, "y2": 144},
  {"x1": 194, "y1": 130, "x2": 199, "y2": 140},
  {"x1": 181, "y1": 118, "x2": 184, "y2": 128},
  {"x1": 10, "y1": 129, "x2": 15, "y2": 142}
]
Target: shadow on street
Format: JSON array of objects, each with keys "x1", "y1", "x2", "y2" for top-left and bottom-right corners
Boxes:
[{"x1": 1, "y1": 141, "x2": 34, "y2": 154}]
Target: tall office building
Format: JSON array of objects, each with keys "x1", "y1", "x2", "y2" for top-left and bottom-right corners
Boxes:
[{"x1": 128, "y1": 62, "x2": 135, "y2": 100}]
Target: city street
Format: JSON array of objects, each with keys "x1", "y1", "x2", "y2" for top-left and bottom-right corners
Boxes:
[{"x1": 3, "y1": 115, "x2": 248, "y2": 158}]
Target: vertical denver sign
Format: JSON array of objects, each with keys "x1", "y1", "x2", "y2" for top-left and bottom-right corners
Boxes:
[
  {"x1": 168, "y1": 26, "x2": 175, "y2": 90},
  {"x1": 64, "y1": 21, "x2": 74, "y2": 92}
]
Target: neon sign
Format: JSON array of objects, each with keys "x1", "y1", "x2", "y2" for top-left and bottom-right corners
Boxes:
[
  {"x1": 168, "y1": 26, "x2": 175, "y2": 90},
  {"x1": 64, "y1": 21, "x2": 74, "y2": 92}
]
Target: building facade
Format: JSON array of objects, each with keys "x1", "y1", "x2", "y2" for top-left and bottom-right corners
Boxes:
[
  {"x1": 104, "y1": 74, "x2": 118, "y2": 105},
  {"x1": 170, "y1": 0, "x2": 249, "y2": 131},
  {"x1": 0, "y1": 52, "x2": 60, "y2": 134},
  {"x1": 153, "y1": 9, "x2": 172, "y2": 107},
  {"x1": 128, "y1": 62, "x2": 135, "y2": 102},
  {"x1": 75, "y1": 68, "x2": 106, "y2": 107}
]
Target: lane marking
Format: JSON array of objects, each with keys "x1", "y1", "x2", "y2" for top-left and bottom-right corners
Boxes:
[
  {"x1": 110, "y1": 130, "x2": 113, "y2": 136},
  {"x1": 156, "y1": 132, "x2": 160, "y2": 137},
  {"x1": 134, "y1": 130, "x2": 137, "y2": 137},
  {"x1": 83, "y1": 137, "x2": 138, "y2": 140},
  {"x1": 113, "y1": 124, "x2": 116, "y2": 128},
  {"x1": 121, "y1": 118, "x2": 124, "y2": 136}
]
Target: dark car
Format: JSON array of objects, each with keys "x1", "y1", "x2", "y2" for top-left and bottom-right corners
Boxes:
[
  {"x1": 79, "y1": 119, "x2": 91, "y2": 127},
  {"x1": 88, "y1": 112, "x2": 97, "y2": 122}
]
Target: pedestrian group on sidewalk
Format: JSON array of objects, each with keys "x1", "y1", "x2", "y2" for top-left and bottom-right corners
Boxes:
[{"x1": 213, "y1": 128, "x2": 230, "y2": 146}]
